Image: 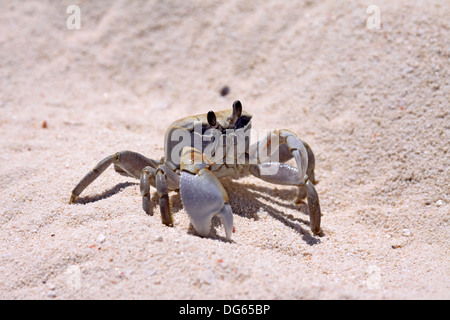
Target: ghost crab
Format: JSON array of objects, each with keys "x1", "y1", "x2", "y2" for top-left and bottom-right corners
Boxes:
[{"x1": 69, "y1": 100, "x2": 321, "y2": 240}]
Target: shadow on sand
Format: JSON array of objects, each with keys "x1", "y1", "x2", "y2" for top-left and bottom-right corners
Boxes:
[{"x1": 71, "y1": 178, "x2": 321, "y2": 245}]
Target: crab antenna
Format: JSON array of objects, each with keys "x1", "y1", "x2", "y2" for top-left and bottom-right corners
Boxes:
[
  {"x1": 231, "y1": 100, "x2": 242, "y2": 122},
  {"x1": 207, "y1": 110, "x2": 217, "y2": 126}
]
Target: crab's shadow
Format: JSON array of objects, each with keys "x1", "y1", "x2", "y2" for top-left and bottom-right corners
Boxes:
[
  {"x1": 73, "y1": 178, "x2": 321, "y2": 245},
  {"x1": 72, "y1": 182, "x2": 138, "y2": 204}
]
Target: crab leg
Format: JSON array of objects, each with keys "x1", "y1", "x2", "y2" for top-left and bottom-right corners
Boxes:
[
  {"x1": 250, "y1": 132, "x2": 316, "y2": 185},
  {"x1": 249, "y1": 162, "x2": 321, "y2": 234},
  {"x1": 179, "y1": 147, "x2": 234, "y2": 240},
  {"x1": 140, "y1": 166, "x2": 156, "y2": 216},
  {"x1": 277, "y1": 141, "x2": 316, "y2": 185},
  {"x1": 69, "y1": 151, "x2": 158, "y2": 204},
  {"x1": 140, "y1": 164, "x2": 179, "y2": 226},
  {"x1": 249, "y1": 129, "x2": 321, "y2": 235}
]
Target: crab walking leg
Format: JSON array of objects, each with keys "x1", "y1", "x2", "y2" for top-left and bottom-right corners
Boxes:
[
  {"x1": 155, "y1": 169, "x2": 172, "y2": 227},
  {"x1": 179, "y1": 146, "x2": 233, "y2": 240},
  {"x1": 305, "y1": 180, "x2": 321, "y2": 235},
  {"x1": 276, "y1": 142, "x2": 316, "y2": 184},
  {"x1": 278, "y1": 129, "x2": 321, "y2": 233},
  {"x1": 250, "y1": 129, "x2": 321, "y2": 234},
  {"x1": 249, "y1": 162, "x2": 321, "y2": 234},
  {"x1": 252, "y1": 129, "x2": 317, "y2": 201},
  {"x1": 302, "y1": 141, "x2": 316, "y2": 184},
  {"x1": 70, "y1": 151, "x2": 158, "y2": 203},
  {"x1": 249, "y1": 162, "x2": 302, "y2": 185},
  {"x1": 140, "y1": 164, "x2": 179, "y2": 226},
  {"x1": 140, "y1": 166, "x2": 156, "y2": 216},
  {"x1": 251, "y1": 131, "x2": 317, "y2": 188},
  {"x1": 290, "y1": 139, "x2": 316, "y2": 202}
]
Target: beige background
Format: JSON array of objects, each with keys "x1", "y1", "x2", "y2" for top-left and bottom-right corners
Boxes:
[{"x1": 0, "y1": 0, "x2": 448, "y2": 299}]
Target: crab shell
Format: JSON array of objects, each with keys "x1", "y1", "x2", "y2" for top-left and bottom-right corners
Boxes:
[{"x1": 163, "y1": 101, "x2": 253, "y2": 172}]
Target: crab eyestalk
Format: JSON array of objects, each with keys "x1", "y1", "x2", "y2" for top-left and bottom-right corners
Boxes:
[
  {"x1": 230, "y1": 100, "x2": 242, "y2": 123},
  {"x1": 207, "y1": 111, "x2": 217, "y2": 127}
]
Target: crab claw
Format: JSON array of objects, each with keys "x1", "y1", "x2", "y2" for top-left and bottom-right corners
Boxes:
[{"x1": 180, "y1": 169, "x2": 233, "y2": 240}]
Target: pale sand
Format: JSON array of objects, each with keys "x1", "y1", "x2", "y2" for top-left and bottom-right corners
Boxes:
[{"x1": 0, "y1": 0, "x2": 448, "y2": 299}]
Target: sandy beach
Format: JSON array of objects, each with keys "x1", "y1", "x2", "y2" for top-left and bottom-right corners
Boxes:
[{"x1": 0, "y1": 0, "x2": 448, "y2": 299}]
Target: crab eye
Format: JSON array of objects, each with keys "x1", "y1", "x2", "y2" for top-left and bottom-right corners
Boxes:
[
  {"x1": 232, "y1": 100, "x2": 242, "y2": 118},
  {"x1": 230, "y1": 100, "x2": 242, "y2": 123},
  {"x1": 234, "y1": 115, "x2": 251, "y2": 129},
  {"x1": 207, "y1": 111, "x2": 217, "y2": 126}
]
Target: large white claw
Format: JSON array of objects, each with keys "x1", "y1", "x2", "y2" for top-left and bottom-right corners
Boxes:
[{"x1": 180, "y1": 169, "x2": 233, "y2": 240}]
